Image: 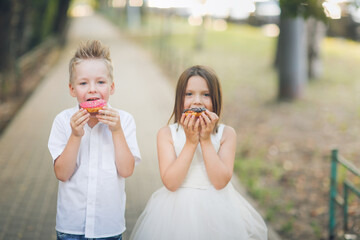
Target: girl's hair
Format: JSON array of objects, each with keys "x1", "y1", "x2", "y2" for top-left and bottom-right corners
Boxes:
[
  {"x1": 69, "y1": 40, "x2": 113, "y2": 83},
  {"x1": 169, "y1": 65, "x2": 222, "y2": 131}
]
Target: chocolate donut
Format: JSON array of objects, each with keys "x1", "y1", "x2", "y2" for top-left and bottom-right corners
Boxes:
[{"x1": 183, "y1": 107, "x2": 206, "y2": 118}]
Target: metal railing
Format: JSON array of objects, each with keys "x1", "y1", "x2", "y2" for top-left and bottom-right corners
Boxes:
[{"x1": 329, "y1": 149, "x2": 360, "y2": 240}]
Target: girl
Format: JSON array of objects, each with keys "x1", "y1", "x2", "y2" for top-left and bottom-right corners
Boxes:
[{"x1": 130, "y1": 65, "x2": 267, "y2": 240}]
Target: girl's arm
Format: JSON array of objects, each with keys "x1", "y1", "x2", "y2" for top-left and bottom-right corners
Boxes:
[
  {"x1": 98, "y1": 107, "x2": 135, "y2": 178},
  {"x1": 199, "y1": 110, "x2": 236, "y2": 190},
  {"x1": 158, "y1": 115, "x2": 200, "y2": 191},
  {"x1": 157, "y1": 126, "x2": 197, "y2": 192},
  {"x1": 54, "y1": 109, "x2": 89, "y2": 182},
  {"x1": 200, "y1": 126, "x2": 236, "y2": 190}
]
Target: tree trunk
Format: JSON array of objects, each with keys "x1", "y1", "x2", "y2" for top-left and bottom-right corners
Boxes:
[
  {"x1": 306, "y1": 17, "x2": 326, "y2": 80},
  {"x1": 126, "y1": 4, "x2": 141, "y2": 30},
  {"x1": 53, "y1": 0, "x2": 70, "y2": 46},
  {"x1": 277, "y1": 16, "x2": 307, "y2": 100},
  {"x1": 195, "y1": 16, "x2": 207, "y2": 51},
  {"x1": 0, "y1": 0, "x2": 13, "y2": 72}
]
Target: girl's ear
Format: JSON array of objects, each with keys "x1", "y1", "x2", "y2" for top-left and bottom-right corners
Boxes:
[
  {"x1": 69, "y1": 83, "x2": 76, "y2": 97},
  {"x1": 110, "y1": 81, "x2": 115, "y2": 95}
]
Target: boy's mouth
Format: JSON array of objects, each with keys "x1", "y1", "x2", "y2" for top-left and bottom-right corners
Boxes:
[{"x1": 86, "y1": 97, "x2": 100, "y2": 101}]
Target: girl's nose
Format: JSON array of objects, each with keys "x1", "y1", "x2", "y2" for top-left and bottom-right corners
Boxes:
[{"x1": 194, "y1": 94, "x2": 202, "y2": 104}]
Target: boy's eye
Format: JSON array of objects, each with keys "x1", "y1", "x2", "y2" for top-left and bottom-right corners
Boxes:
[
  {"x1": 79, "y1": 82, "x2": 87, "y2": 85},
  {"x1": 98, "y1": 80, "x2": 106, "y2": 84}
]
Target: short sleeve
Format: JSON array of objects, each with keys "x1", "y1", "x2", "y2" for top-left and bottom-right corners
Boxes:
[
  {"x1": 48, "y1": 113, "x2": 68, "y2": 163},
  {"x1": 120, "y1": 111, "x2": 141, "y2": 165}
]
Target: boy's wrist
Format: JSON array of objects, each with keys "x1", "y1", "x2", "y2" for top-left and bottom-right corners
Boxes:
[
  {"x1": 112, "y1": 129, "x2": 125, "y2": 138},
  {"x1": 71, "y1": 132, "x2": 83, "y2": 139}
]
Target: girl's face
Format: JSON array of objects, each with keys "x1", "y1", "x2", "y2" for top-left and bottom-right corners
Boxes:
[
  {"x1": 183, "y1": 75, "x2": 213, "y2": 112},
  {"x1": 69, "y1": 59, "x2": 114, "y2": 105}
]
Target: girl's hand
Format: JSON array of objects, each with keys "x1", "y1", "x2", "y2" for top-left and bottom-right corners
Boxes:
[
  {"x1": 180, "y1": 113, "x2": 200, "y2": 145},
  {"x1": 97, "y1": 106, "x2": 122, "y2": 132},
  {"x1": 70, "y1": 109, "x2": 90, "y2": 137},
  {"x1": 199, "y1": 110, "x2": 219, "y2": 141}
]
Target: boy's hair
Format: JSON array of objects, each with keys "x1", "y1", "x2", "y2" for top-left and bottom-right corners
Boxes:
[
  {"x1": 69, "y1": 40, "x2": 113, "y2": 83},
  {"x1": 170, "y1": 65, "x2": 222, "y2": 130}
]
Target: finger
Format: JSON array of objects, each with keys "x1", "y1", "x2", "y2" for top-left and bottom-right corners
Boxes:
[
  {"x1": 194, "y1": 117, "x2": 200, "y2": 130},
  {"x1": 180, "y1": 113, "x2": 185, "y2": 124},
  {"x1": 98, "y1": 118, "x2": 112, "y2": 125},
  {"x1": 97, "y1": 115, "x2": 118, "y2": 123},
  {"x1": 199, "y1": 115, "x2": 206, "y2": 128},
  {"x1": 187, "y1": 115, "x2": 197, "y2": 129},
  {"x1": 183, "y1": 114, "x2": 192, "y2": 128},
  {"x1": 79, "y1": 116, "x2": 90, "y2": 127},
  {"x1": 200, "y1": 112, "x2": 211, "y2": 126},
  {"x1": 72, "y1": 109, "x2": 87, "y2": 121},
  {"x1": 76, "y1": 113, "x2": 90, "y2": 126},
  {"x1": 206, "y1": 111, "x2": 219, "y2": 125},
  {"x1": 202, "y1": 110, "x2": 213, "y2": 121}
]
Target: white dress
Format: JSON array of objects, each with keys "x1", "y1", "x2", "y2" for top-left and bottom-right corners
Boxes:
[{"x1": 130, "y1": 124, "x2": 268, "y2": 240}]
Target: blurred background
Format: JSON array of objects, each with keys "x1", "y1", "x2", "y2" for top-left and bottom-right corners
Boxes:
[{"x1": 0, "y1": 0, "x2": 360, "y2": 239}]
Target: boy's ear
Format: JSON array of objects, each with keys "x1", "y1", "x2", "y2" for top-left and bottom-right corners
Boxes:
[
  {"x1": 110, "y1": 81, "x2": 115, "y2": 95},
  {"x1": 69, "y1": 83, "x2": 76, "y2": 97}
]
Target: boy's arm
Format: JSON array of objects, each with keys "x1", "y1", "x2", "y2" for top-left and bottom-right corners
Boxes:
[
  {"x1": 53, "y1": 109, "x2": 90, "y2": 182},
  {"x1": 97, "y1": 107, "x2": 135, "y2": 178},
  {"x1": 112, "y1": 130, "x2": 135, "y2": 178},
  {"x1": 54, "y1": 134, "x2": 82, "y2": 181}
]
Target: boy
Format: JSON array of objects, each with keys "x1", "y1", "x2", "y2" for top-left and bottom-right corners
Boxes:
[{"x1": 48, "y1": 40, "x2": 141, "y2": 239}]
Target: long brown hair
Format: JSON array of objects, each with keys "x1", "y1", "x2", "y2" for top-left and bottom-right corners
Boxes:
[{"x1": 169, "y1": 65, "x2": 222, "y2": 130}]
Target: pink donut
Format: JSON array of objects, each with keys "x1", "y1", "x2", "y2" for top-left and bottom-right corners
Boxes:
[{"x1": 80, "y1": 99, "x2": 106, "y2": 113}]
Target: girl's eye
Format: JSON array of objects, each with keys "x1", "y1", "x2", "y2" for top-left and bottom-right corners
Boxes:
[
  {"x1": 185, "y1": 92, "x2": 192, "y2": 96},
  {"x1": 204, "y1": 93, "x2": 210, "y2": 97}
]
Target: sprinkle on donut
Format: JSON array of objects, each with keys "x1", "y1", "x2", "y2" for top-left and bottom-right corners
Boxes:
[{"x1": 80, "y1": 99, "x2": 107, "y2": 113}]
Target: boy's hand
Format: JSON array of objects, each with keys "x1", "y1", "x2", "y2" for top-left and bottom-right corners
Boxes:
[
  {"x1": 70, "y1": 109, "x2": 90, "y2": 137},
  {"x1": 180, "y1": 113, "x2": 200, "y2": 145},
  {"x1": 199, "y1": 110, "x2": 219, "y2": 141},
  {"x1": 97, "y1": 106, "x2": 122, "y2": 132}
]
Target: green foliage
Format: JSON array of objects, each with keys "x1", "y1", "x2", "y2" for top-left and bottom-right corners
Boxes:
[
  {"x1": 280, "y1": 0, "x2": 327, "y2": 20},
  {"x1": 41, "y1": 0, "x2": 61, "y2": 39},
  {"x1": 311, "y1": 220, "x2": 322, "y2": 238},
  {"x1": 29, "y1": 0, "x2": 65, "y2": 48},
  {"x1": 280, "y1": 218, "x2": 294, "y2": 234}
]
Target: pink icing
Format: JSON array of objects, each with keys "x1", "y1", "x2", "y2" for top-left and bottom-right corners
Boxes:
[{"x1": 80, "y1": 99, "x2": 107, "y2": 109}]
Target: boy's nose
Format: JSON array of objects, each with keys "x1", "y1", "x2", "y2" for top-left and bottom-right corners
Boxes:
[{"x1": 89, "y1": 83, "x2": 97, "y2": 92}]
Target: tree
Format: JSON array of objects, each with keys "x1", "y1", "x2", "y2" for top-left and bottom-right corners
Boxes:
[
  {"x1": 0, "y1": 0, "x2": 71, "y2": 101},
  {"x1": 277, "y1": 0, "x2": 326, "y2": 100}
]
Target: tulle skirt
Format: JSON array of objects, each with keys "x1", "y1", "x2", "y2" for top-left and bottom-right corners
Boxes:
[{"x1": 129, "y1": 183, "x2": 267, "y2": 240}]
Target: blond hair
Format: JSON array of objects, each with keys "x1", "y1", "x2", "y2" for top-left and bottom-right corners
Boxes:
[{"x1": 69, "y1": 40, "x2": 113, "y2": 83}]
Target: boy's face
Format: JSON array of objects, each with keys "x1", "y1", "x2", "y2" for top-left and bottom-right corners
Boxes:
[{"x1": 69, "y1": 59, "x2": 114, "y2": 105}]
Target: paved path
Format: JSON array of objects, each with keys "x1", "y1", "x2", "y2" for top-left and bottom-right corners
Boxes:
[{"x1": 0, "y1": 13, "x2": 280, "y2": 240}]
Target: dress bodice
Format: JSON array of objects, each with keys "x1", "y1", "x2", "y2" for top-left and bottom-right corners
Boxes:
[{"x1": 169, "y1": 123, "x2": 225, "y2": 189}]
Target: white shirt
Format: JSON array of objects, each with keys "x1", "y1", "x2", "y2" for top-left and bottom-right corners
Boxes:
[{"x1": 48, "y1": 106, "x2": 141, "y2": 238}]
